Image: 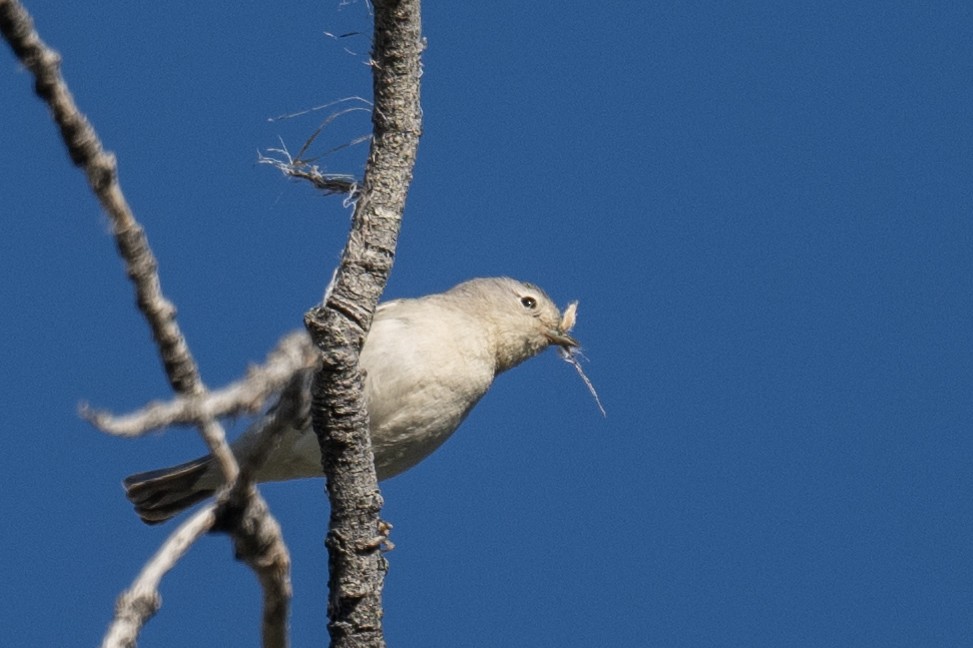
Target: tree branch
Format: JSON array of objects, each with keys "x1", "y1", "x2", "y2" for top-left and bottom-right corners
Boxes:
[
  {"x1": 0, "y1": 0, "x2": 236, "y2": 478},
  {"x1": 303, "y1": 1, "x2": 423, "y2": 646},
  {"x1": 1, "y1": 2, "x2": 293, "y2": 645},
  {"x1": 82, "y1": 331, "x2": 317, "y2": 437},
  {"x1": 215, "y1": 492, "x2": 292, "y2": 648},
  {"x1": 101, "y1": 506, "x2": 216, "y2": 648}
]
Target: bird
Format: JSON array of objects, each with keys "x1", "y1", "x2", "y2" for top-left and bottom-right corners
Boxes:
[{"x1": 124, "y1": 277, "x2": 579, "y2": 524}]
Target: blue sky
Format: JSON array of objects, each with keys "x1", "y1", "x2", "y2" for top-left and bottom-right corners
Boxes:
[{"x1": 2, "y1": 1, "x2": 971, "y2": 646}]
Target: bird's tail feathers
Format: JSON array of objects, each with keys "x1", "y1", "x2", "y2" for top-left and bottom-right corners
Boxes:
[{"x1": 123, "y1": 456, "x2": 217, "y2": 525}]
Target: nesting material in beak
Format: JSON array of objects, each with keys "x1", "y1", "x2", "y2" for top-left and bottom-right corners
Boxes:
[
  {"x1": 546, "y1": 330, "x2": 580, "y2": 349},
  {"x1": 555, "y1": 301, "x2": 606, "y2": 417}
]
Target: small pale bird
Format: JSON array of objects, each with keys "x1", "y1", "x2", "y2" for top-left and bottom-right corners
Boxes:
[{"x1": 124, "y1": 277, "x2": 580, "y2": 523}]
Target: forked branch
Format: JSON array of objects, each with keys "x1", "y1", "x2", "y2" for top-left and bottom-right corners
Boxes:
[{"x1": 0, "y1": 1, "x2": 292, "y2": 645}]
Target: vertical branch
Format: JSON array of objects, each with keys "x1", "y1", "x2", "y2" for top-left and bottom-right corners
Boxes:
[{"x1": 303, "y1": 1, "x2": 423, "y2": 646}]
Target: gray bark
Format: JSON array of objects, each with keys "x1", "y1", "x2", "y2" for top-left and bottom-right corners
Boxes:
[{"x1": 303, "y1": 1, "x2": 423, "y2": 646}]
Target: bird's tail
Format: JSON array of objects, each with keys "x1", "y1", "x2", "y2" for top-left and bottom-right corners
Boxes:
[{"x1": 123, "y1": 456, "x2": 217, "y2": 525}]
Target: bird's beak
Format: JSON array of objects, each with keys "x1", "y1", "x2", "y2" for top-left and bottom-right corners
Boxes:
[
  {"x1": 547, "y1": 301, "x2": 580, "y2": 349},
  {"x1": 545, "y1": 329, "x2": 579, "y2": 349}
]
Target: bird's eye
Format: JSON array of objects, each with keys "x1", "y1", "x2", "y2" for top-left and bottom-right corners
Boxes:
[{"x1": 520, "y1": 295, "x2": 537, "y2": 309}]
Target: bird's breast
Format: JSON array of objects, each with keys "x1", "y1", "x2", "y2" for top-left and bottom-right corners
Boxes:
[{"x1": 360, "y1": 310, "x2": 495, "y2": 479}]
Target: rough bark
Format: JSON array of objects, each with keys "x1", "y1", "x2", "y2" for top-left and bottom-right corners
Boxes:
[{"x1": 303, "y1": 1, "x2": 423, "y2": 646}]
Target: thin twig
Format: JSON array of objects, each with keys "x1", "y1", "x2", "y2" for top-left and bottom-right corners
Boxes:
[
  {"x1": 83, "y1": 331, "x2": 317, "y2": 437},
  {"x1": 101, "y1": 506, "x2": 216, "y2": 648}
]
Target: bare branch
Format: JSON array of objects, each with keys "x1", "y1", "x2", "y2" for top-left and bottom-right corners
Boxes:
[
  {"x1": 83, "y1": 331, "x2": 317, "y2": 437},
  {"x1": 102, "y1": 494, "x2": 292, "y2": 648},
  {"x1": 214, "y1": 490, "x2": 293, "y2": 648},
  {"x1": 102, "y1": 371, "x2": 305, "y2": 648},
  {"x1": 101, "y1": 506, "x2": 216, "y2": 648},
  {"x1": 5, "y1": 1, "x2": 422, "y2": 645},
  {"x1": 0, "y1": 0, "x2": 237, "y2": 481},
  {"x1": 1, "y1": 2, "x2": 293, "y2": 645},
  {"x1": 304, "y1": 1, "x2": 424, "y2": 646},
  {"x1": 1, "y1": 0, "x2": 197, "y2": 395},
  {"x1": 209, "y1": 370, "x2": 312, "y2": 647}
]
